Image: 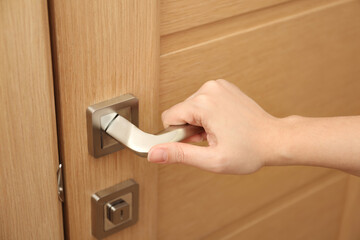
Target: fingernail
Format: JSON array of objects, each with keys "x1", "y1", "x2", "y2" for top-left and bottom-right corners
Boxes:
[{"x1": 148, "y1": 148, "x2": 168, "y2": 163}]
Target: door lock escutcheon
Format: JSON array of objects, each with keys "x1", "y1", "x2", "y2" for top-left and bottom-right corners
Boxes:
[
  {"x1": 92, "y1": 179, "x2": 139, "y2": 239},
  {"x1": 87, "y1": 94, "x2": 204, "y2": 158}
]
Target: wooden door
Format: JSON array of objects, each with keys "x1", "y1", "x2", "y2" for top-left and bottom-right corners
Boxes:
[
  {"x1": 49, "y1": 0, "x2": 360, "y2": 239},
  {"x1": 0, "y1": 0, "x2": 64, "y2": 239}
]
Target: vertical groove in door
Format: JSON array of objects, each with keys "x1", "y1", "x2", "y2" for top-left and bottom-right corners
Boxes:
[{"x1": 46, "y1": 0, "x2": 68, "y2": 238}]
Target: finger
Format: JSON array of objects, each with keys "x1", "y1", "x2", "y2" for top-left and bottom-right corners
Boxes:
[
  {"x1": 214, "y1": 79, "x2": 241, "y2": 97},
  {"x1": 216, "y1": 79, "x2": 248, "y2": 99},
  {"x1": 181, "y1": 132, "x2": 207, "y2": 143},
  {"x1": 185, "y1": 90, "x2": 200, "y2": 100},
  {"x1": 185, "y1": 80, "x2": 216, "y2": 100},
  {"x1": 161, "y1": 80, "x2": 222, "y2": 128},
  {"x1": 161, "y1": 101, "x2": 202, "y2": 128},
  {"x1": 148, "y1": 142, "x2": 222, "y2": 173}
]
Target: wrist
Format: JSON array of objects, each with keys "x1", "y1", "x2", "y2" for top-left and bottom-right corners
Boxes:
[{"x1": 264, "y1": 115, "x2": 303, "y2": 167}]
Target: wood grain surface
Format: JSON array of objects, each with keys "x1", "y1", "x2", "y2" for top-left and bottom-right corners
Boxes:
[
  {"x1": 46, "y1": 0, "x2": 360, "y2": 238},
  {"x1": 204, "y1": 173, "x2": 347, "y2": 240},
  {"x1": 338, "y1": 176, "x2": 360, "y2": 240},
  {"x1": 0, "y1": 0, "x2": 64, "y2": 239},
  {"x1": 160, "y1": 0, "x2": 342, "y2": 55},
  {"x1": 159, "y1": 166, "x2": 334, "y2": 240},
  {"x1": 48, "y1": 0, "x2": 159, "y2": 239},
  {"x1": 160, "y1": 0, "x2": 360, "y2": 117},
  {"x1": 158, "y1": 0, "x2": 360, "y2": 239},
  {"x1": 161, "y1": 0, "x2": 295, "y2": 35}
]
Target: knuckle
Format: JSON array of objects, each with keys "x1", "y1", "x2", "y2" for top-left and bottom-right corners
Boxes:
[
  {"x1": 192, "y1": 95, "x2": 213, "y2": 117},
  {"x1": 203, "y1": 80, "x2": 219, "y2": 89},
  {"x1": 161, "y1": 111, "x2": 170, "y2": 126},
  {"x1": 161, "y1": 110, "x2": 168, "y2": 121},
  {"x1": 173, "y1": 144, "x2": 185, "y2": 163}
]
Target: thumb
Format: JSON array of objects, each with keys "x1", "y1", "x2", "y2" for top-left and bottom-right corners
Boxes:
[{"x1": 148, "y1": 142, "x2": 221, "y2": 172}]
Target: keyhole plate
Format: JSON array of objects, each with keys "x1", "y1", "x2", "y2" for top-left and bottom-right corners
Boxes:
[{"x1": 91, "y1": 179, "x2": 139, "y2": 239}]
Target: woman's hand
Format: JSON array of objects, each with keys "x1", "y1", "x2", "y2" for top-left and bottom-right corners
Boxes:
[
  {"x1": 148, "y1": 79, "x2": 360, "y2": 176},
  {"x1": 147, "y1": 79, "x2": 282, "y2": 174}
]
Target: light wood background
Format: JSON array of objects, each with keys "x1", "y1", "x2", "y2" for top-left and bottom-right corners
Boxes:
[
  {"x1": 0, "y1": 0, "x2": 64, "y2": 239},
  {"x1": 47, "y1": 0, "x2": 360, "y2": 239},
  {"x1": 159, "y1": 0, "x2": 360, "y2": 239}
]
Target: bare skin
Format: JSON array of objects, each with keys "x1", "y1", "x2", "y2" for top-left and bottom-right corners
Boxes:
[{"x1": 147, "y1": 79, "x2": 360, "y2": 176}]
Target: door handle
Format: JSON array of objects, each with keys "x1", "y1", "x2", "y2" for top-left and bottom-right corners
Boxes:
[
  {"x1": 87, "y1": 94, "x2": 204, "y2": 158},
  {"x1": 101, "y1": 112, "x2": 204, "y2": 157}
]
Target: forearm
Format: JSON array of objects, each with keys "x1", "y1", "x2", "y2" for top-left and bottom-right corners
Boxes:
[{"x1": 269, "y1": 116, "x2": 360, "y2": 175}]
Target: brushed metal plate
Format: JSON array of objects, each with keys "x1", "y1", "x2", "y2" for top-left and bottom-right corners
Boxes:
[
  {"x1": 91, "y1": 179, "x2": 139, "y2": 239},
  {"x1": 86, "y1": 94, "x2": 139, "y2": 158}
]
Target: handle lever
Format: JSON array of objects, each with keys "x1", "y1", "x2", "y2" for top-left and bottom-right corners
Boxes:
[{"x1": 101, "y1": 113, "x2": 204, "y2": 157}]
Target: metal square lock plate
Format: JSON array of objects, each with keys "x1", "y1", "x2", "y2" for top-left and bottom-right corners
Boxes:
[
  {"x1": 91, "y1": 179, "x2": 139, "y2": 239},
  {"x1": 86, "y1": 94, "x2": 138, "y2": 158}
]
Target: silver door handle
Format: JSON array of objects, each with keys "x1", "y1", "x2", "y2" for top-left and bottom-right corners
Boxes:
[{"x1": 101, "y1": 113, "x2": 204, "y2": 157}]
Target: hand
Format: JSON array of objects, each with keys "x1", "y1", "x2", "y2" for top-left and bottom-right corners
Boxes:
[{"x1": 147, "y1": 79, "x2": 282, "y2": 174}]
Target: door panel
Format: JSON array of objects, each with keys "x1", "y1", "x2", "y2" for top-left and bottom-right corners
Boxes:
[
  {"x1": 338, "y1": 176, "x2": 360, "y2": 240},
  {"x1": 48, "y1": 0, "x2": 159, "y2": 239},
  {"x1": 0, "y1": 0, "x2": 64, "y2": 239},
  {"x1": 205, "y1": 173, "x2": 347, "y2": 240},
  {"x1": 160, "y1": 0, "x2": 360, "y2": 117},
  {"x1": 159, "y1": 0, "x2": 360, "y2": 239},
  {"x1": 49, "y1": 0, "x2": 360, "y2": 239},
  {"x1": 158, "y1": 166, "x2": 332, "y2": 239},
  {"x1": 160, "y1": 0, "x2": 344, "y2": 55},
  {"x1": 161, "y1": 0, "x2": 295, "y2": 35}
]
